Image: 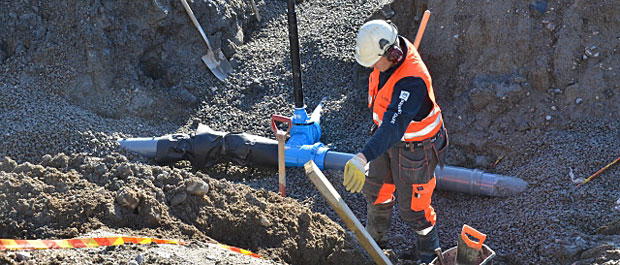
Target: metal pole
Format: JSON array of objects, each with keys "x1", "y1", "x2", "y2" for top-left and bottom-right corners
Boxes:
[{"x1": 287, "y1": 0, "x2": 304, "y2": 108}]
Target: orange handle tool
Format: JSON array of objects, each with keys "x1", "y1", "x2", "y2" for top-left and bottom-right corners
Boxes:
[
  {"x1": 413, "y1": 10, "x2": 431, "y2": 49},
  {"x1": 270, "y1": 114, "x2": 292, "y2": 135},
  {"x1": 461, "y1": 224, "x2": 487, "y2": 250},
  {"x1": 576, "y1": 156, "x2": 620, "y2": 188}
]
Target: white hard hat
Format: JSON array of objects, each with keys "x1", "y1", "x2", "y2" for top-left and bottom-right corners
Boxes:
[{"x1": 354, "y1": 20, "x2": 398, "y2": 67}]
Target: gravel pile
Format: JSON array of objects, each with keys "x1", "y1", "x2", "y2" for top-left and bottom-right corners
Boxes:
[{"x1": 0, "y1": 0, "x2": 618, "y2": 264}]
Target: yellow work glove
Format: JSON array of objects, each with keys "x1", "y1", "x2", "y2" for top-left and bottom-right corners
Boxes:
[{"x1": 343, "y1": 154, "x2": 367, "y2": 193}]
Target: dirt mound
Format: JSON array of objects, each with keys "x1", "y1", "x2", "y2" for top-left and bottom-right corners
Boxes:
[{"x1": 0, "y1": 154, "x2": 368, "y2": 264}]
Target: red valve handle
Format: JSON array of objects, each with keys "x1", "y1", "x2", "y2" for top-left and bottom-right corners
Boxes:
[{"x1": 271, "y1": 114, "x2": 292, "y2": 135}]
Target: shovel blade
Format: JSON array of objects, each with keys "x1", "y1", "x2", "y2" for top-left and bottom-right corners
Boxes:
[{"x1": 201, "y1": 49, "x2": 233, "y2": 81}]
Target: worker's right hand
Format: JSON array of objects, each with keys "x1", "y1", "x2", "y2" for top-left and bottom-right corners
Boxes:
[{"x1": 343, "y1": 154, "x2": 367, "y2": 193}]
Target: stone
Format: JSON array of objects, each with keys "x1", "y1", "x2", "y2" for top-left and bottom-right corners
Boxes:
[
  {"x1": 115, "y1": 187, "x2": 140, "y2": 210},
  {"x1": 15, "y1": 252, "x2": 31, "y2": 261},
  {"x1": 185, "y1": 178, "x2": 209, "y2": 196},
  {"x1": 170, "y1": 192, "x2": 187, "y2": 206},
  {"x1": 575, "y1": 98, "x2": 583, "y2": 104},
  {"x1": 135, "y1": 253, "x2": 144, "y2": 264},
  {"x1": 259, "y1": 216, "x2": 272, "y2": 227},
  {"x1": 0, "y1": 156, "x2": 18, "y2": 172},
  {"x1": 49, "y1": 153, "x2": 69, "y2": 169}
]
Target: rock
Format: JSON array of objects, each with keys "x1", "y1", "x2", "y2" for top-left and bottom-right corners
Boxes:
[
  {"x1": 40, "y1": 154, "x2": 53, "y2": 166},
  {"x1": 137, "y1": 197, "x2": 164, "y2": 226},
  {"x1": 135, "y1": 253, "x2": 144, "y2": 264},
  {"x1": 94, "y1": 163, "x2": 108, "y2": 176},
  {"x1": 596, "y1": 219, "x2": 620, "y2": 235},
  {"x1": 380, "y1": 5, "x2": 395, "y2": 19},
  {"x1": 186, "y1": 177, "x2": 209, "y2": 196},
  {"x1": 584, "y1": 45, "x2": 600, "y2": 58},
  {"x1": 49, "y1": 153, "x2": 69, "y2": 169},
  {"x1": 259, "y1": 216, "x2": 272, "y2": 227},
  {"x1": 31, "y1": 165, "x2": 45, "y2": 178},
  {"x1": 170, "y1": 192, "x2": 187, "y2": 206},
  {"x1": 0, "y1": 156, "x2": 18, "y2": 172},
  {"x1": 15, "y1": 251, "x2": 31, "y2": 261},
  {"x1": 528, "y1": 1, "x2": 548, "y2": 14},
  {"x1": 115, "y1": 187, "x2": 140, "y2": 210},
  {"x1": 580, "y1": 243, "x2": 615, "y2": 259},
  {"x1": 12, "y1": 162, "x2": 35, "y2": 174},
  {"x1": 156, "y1": 171, "x2": 169, "y2": 181},
  {"x1": 116, "y1": 163, "x2": 134, "y2": 178}
]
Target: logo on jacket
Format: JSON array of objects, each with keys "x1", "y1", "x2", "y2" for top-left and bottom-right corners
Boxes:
[
  {"x1": 399, "y1": 91, "x2": 410, "y2": 101},
  {"x1": 391, "y1": 91, "x2": 410, "y2": 124}
]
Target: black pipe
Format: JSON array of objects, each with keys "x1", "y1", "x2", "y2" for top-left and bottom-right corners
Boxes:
[
  {"x1": 287, "y1": 0, "x2": 304, "y2": 108},
  {"x1": 154, "y1": 124, "x2": 278, "y2": 169}
]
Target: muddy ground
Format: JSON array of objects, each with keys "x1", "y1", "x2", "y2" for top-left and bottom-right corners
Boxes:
[{"x1": 0, "y1": 0, "x2": 618, "y2": 264}]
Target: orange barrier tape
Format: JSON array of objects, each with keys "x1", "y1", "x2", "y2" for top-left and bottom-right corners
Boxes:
[
  {"x1": 0, "y1": 237, "x2": 185, "y2": 250},
  {"x1": 219, "y1": 244, "x2": 262, "y2": 258}
]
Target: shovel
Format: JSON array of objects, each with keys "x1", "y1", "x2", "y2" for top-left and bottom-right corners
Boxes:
[{"x1": 179, "y1": 0, "x2": 233, "y2": 81}]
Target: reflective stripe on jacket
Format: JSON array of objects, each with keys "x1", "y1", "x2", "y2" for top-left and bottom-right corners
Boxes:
[{"x1": 367, "y1": 38, "x2": 442, "y2": 142}]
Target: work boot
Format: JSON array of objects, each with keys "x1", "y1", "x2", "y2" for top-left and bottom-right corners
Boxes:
[
  {"x1": 365, "y1": 200, "x2": 394, "y2": 249},
  {"x1": 415, "y1": 225, "x2": 440, "y2": 264}
]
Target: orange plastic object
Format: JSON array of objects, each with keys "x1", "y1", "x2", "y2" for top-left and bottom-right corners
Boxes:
[
  {"x1": 413, "y1": 10, "x2": 431, "y2": 49},
  {"x1": 461, "y1": 224, "x2": 487, "y2": 250}
]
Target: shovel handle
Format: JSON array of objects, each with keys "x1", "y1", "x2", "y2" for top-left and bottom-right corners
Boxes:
[
  {"x1": 271, "y1": 115, "x2": 292, "y2": 135},
  {"x1": 179, "y1": 0, "x2": 214, "y2": 51},
  {"x1": 461, "y1": 224, "x2": 487, "y2": 250},
  {"x1": 413, "y1": 10, "x2": 431, "y2": 49}
]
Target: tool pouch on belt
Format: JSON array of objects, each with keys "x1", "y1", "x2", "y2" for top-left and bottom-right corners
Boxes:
[
  {"x1": 435, "y1": 127, "x2": 449, "y2": 169},
  {"x1": 398, "y1": 132, "x2": 446, "y2": 185}
]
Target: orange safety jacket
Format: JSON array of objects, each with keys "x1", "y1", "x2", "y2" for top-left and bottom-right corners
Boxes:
[{"x1": 367, "y1": 38, "x2": 442, "y2": 142}]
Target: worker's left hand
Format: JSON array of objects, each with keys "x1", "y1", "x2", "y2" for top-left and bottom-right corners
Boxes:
[{"x1": 343, "y1": 153, "x2": 367, "y2": 193}]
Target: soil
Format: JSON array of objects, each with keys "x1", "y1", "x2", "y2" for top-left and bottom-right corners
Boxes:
[{"x1": 0, "y1": 0, "x2": 618, "y2": 264}]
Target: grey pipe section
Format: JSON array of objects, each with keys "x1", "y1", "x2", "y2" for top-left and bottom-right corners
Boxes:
[
  {"x1": 324, "y1": 151, "x2": 355, "y2": 171},
  {"x1": 434, "y1": 166, "x2": 527, "y2": 197},
  {"x1": 322, "y1": 151, "x2": 527, "y2": 196},
  {"x1": 117, "y1": 137, "x2": 164, "y2": 158}
]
